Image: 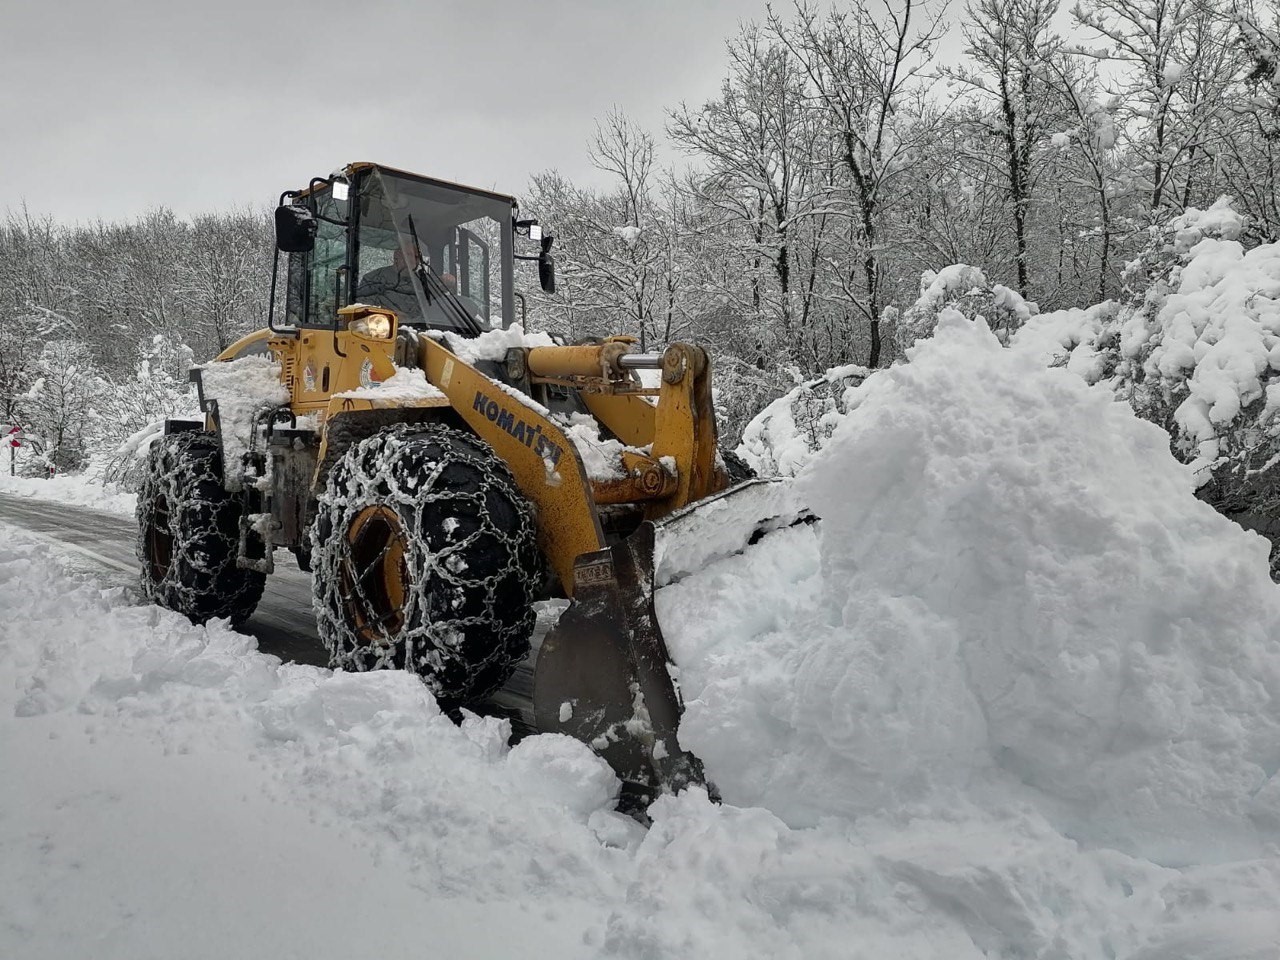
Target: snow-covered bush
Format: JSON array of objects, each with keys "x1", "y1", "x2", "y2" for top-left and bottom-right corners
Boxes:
[
  {"x1": 710, "y1": 357, "x2": 798, "y2": 452},
  {"x1": 1008, "y1": 301, "x2": 1121, "y2": 384},
  {"x1": 96, "y1": 335, "x2": 200, "y2": 490},
  {"x1": 735, "y1": 363, "x2": 869, "y2": 477},
  {"x1": 1015, "y1": 200, "x2": 1280, "y2": 532},
  {"x1": 895, "y1": 263, "x2": 1036, "y2": 353}
]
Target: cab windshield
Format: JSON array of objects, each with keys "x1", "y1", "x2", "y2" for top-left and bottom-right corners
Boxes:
[{"x1": 354, "y1": 168, "x2": 515, "y2": 332}]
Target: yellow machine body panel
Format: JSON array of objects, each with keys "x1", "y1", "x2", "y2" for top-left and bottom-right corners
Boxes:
[
  {"x1": 580, "y1": 393, "x2": 656, "y2": 448},
  {"x1": 211, "y1": 300, "x2": 726, "y2": 600},
  {"x1": 215, "y1": 328, "x2": 275, "y2": 362},
  {"x1": 214, "y1": 313, "x2": 423, "y2": 419}
]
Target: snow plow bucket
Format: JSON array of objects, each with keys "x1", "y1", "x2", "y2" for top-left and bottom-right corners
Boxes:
[{"x1": 533, "y1": 479, "x2": 807, "y2": 799}]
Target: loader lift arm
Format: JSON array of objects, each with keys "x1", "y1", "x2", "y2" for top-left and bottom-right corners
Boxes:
[{"x1": 416, "y1": 331, "x2": 735, "y2": 797}]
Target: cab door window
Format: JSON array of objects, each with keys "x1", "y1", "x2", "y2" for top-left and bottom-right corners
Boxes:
[
  {"x1": 458, "y1": 227, "x2": 491, "y2": 323},
  {"x1": 283, "y1": 189, "x2": 350, "y2": 327},
  {"x1": 307, "y1": 192, "x2": 348, "y2": 326}
]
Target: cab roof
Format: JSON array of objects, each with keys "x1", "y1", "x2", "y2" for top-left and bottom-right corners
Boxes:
[{"x1": 296, "y1": 162, "x2": 518, "y2": 208}]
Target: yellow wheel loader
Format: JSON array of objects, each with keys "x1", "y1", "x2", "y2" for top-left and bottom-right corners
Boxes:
[{"x1": 136, "y1": 162, "x2": 799, "y2": 798}]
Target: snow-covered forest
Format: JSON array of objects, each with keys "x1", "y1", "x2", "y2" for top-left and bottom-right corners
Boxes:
[{"x1": 2, "y1": 0, "x2": 1277, "y2": 476}]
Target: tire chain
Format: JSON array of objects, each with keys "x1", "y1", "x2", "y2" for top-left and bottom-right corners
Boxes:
[
  {"x1": 311, "y1": 422, "x2": 542, "y2": 705},
  {"x1": 136, "y1": 432, "x2": 266, "y2": 625}
]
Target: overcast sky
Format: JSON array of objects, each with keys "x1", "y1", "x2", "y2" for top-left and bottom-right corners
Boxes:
[{"x1": 2, "y1": 0, "x2": 794, "y2": 222}]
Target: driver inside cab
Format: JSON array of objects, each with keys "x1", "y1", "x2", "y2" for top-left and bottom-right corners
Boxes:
[
  {"x1": 356, "y1": 243, "x2": 419, "y2": 319},
  {"x1": 357, "y1": 244, "x2": 484, "y2": 327}
]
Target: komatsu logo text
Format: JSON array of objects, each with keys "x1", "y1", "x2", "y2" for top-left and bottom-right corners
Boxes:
[{"x1": 472, "y1": 391, "x2": 563, "y2": 466}]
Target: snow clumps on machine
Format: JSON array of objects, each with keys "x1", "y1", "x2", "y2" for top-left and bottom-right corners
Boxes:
[
  {"x1": 197, "y1": 355, "x2": 290, "y2": 489},
  {"x1": 439, "y1": 323, "x2": 556, "y2": 365},
  {"x1": 333, "y1": 367, "x2": 445, "y2": 404}
]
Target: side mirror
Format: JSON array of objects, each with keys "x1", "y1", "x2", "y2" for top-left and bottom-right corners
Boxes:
[
  {"x1": 275, "y1": 204, "x2": 317, "y2": 253},
  {"x1": 538, "y1": 235, "x2": 555, "y2": 294}
]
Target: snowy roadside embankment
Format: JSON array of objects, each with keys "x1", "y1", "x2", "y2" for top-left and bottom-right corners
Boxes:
[
  {"x1": 9, "y1": 528, "x2": 1280, "y2": 957},
  {"x1": 0, "y1": 468, "x2": 137, "y2": 516},
  {"x1": 0, "y1": 533, "x2": 630, "y2": 958},
  {"x1": 664, "y1": 313, "x2": 1280, "y2": 862}
]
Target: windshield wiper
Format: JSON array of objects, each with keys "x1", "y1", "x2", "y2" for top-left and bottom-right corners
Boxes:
[{"x1": 406, "y1": 215, "x2": 485, "y2": 337}]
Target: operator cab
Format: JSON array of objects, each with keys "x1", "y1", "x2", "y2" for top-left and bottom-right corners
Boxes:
[{"x1": 275, "y1": 163, "x2": 549, "y2": 336}]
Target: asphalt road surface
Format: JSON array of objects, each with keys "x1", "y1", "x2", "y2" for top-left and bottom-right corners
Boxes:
[{"x1": 0, "y1": 491, "x2": 544, "y2": 735}]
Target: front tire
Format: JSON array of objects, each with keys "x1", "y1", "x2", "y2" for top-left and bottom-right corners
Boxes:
[
  {"x1": 311, "y1": 423, "x2": 541, "y2": 705},
  {"x1": 137, "y1": 431, "x2": 265, "y2": 625}
]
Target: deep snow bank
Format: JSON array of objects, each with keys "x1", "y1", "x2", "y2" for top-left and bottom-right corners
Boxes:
[
  {"x1": 0, "y1": 466, "x2": 137, "y2": 515},
  {"x1": 662, "y1": 313, "x2": 1280, "y2": 864},
  {"x1": 5, "y1": 501, "x2": 1280, "y2": 956},
  {"x1": 0, "y1": 535, "x2": 628, "y2": 958}
]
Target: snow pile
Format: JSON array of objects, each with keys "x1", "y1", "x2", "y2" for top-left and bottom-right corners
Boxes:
[
  {"x1": 613, "y1": 791, "x2": 1280, "y2": 960},
  {"x1": 9, "y1": 289, "x2": 1280, "y2": 957},
  {"x1": 0, "y1": 531, "x2": 1151, "y2": 959},
  {"x1": 896, "y1": 263, "x2": 1036, "y2": 353},
  {"x1": 736, "y1": 363, "x2": 868, "y2": 478},
  {"x1": 197, "y1": 356, "x2": 290, "y2": 489},
  {"x1": 333, "y1": 366, "x2": 445, "y2": 404},
  {"x1": 662, "y1": 313, "x2": 1280, "y2": 866},
  {"x1": 7, "y1": 371, "x2": 1280, "y2": 958},
  {"x1": 441, "y1": 323, "x2": 556, "y2": 364}
]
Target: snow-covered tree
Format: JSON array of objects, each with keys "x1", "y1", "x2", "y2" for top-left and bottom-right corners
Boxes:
[
  {"x1": 1215, "y1": 1, "x2": 1280, "y2": 241},
  {"x1": 96, "y1": 335, "x2": 199, "y2": 489},
  {"x1": 1073, "y1": 0, "x2": 1237, "y2": 218},
  {"x1": 896, "y1": 263, "x2": 1037, "y2": 352},
  {"x1": 181, "y1": 209, "x2": 274, "y2": 354},
  {"x1": 771, "y1": 0, "x2": 946, "y2": 367},
  {"x1": 668, "y1": 22, "x2": 827, "y2": 366},
  {"x1": 20, "y1": 339, "x2": 105, "y2": 474},
  {"x1": 1040, "y1": 56, "x2": 1127, "y2": 302},
  {"x1": 950, "y1": 0, "x2": 1066, "y2": 298}
]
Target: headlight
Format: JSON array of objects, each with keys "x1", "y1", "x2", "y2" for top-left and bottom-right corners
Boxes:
[{"x1": 350, "y1": 313, "x2": 393, "y2": 339}]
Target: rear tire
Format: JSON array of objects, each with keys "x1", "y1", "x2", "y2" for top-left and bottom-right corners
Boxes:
[
  {"x1": 137, "y1": 431, "x2": 265, "y2": 625},
  {"x1": 311, "y1": 423, "x2": 541, "y2": 705}
]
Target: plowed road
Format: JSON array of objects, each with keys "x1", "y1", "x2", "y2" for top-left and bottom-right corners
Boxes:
[{"x1": 0, "y1": 492, "x2": 541, "y2": 733}]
